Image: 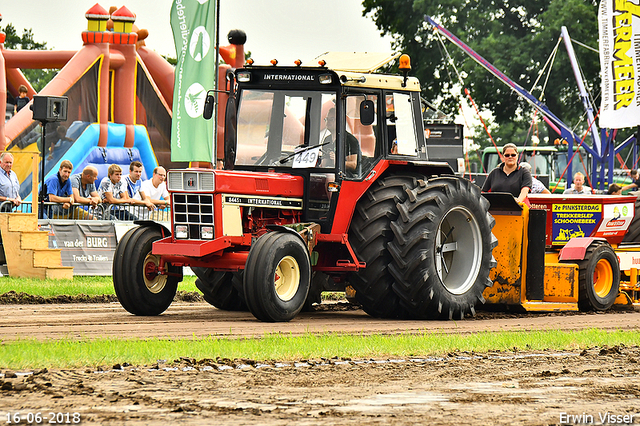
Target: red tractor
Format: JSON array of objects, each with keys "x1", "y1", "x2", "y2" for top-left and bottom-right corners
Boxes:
[{"x1": 113, "y1": 54, "x2": 497, "y2": 322}]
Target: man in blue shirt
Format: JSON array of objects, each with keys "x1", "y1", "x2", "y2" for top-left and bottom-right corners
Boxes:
[
  {"x1": 0, "y1": 152, "x2": 21, "y2": 212},
  {"x1": 44, "y1": 160, "x2": 74, "y2": 219},
  {"x1": 123, "y1": 161, "x2": 155, "y2": 218}
]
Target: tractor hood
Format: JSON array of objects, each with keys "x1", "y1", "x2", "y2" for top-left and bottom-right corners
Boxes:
[{"x1": 167, "y1": 168, "x2": 305, "y2": 198}]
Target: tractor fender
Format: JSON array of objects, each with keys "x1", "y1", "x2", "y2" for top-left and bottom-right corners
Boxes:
[
  {"x1": 133, "y1": 220, "x2": 171, "y2": 239},
  {"x1": 559, "y1": 237, "x2": 608, "y2": 261},
  {"x1": 265, "y1": 223, "x2": 321, "y2": 256}
]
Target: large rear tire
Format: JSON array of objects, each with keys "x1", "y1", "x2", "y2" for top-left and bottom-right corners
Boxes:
[
  {"x1": 576, "y1": 242, "x2": 620, "y2": 311},
  {"x1": 192, "y1": 268, "x2": 246, "y2": 311},
  {"x1": 243, "y1": 232, "x2": 311, "y2": 322},
  {"x1": 347, "y1": 175, "x2": 421, "y2": 318},
  {"x1": 388, "y1": 177, "x2": 497, "y2": 319},
  {"x1": 113, "y1": 226, "x2": 181, "y2": 316}
]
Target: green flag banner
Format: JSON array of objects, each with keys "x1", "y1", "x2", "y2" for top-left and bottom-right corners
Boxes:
[{"x1": 170, "y1": 0, "x2": 216, "y2": 162}]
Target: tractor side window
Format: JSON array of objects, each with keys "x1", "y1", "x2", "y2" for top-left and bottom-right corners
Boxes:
[
  {"x1": 345, "y1": 94, "x2": 380, "y2": 179},
  {"x1": 387, "y1": 92, "x2": 418, "y2": 156}
]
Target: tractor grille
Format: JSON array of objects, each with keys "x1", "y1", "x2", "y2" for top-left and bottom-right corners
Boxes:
[{"x1": 172, "y1": 193, "x2": 214, "y2": 239}]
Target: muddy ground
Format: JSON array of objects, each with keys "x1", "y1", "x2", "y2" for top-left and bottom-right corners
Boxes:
[{"x1": 0, "y1": 296, "x2": 639, "y2": 425}]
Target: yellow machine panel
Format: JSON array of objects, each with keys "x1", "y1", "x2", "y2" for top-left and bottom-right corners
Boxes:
[{"x1": 484, "y1": 212, "x2": 525, "y2": 305}]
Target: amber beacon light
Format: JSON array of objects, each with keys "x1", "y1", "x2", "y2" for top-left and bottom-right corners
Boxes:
[{"x1": 399, "y1": 54, "x2": 411, "y2": 87}]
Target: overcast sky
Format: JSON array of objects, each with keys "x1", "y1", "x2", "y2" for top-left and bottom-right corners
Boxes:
[{"x1": 0, "y1": 0, "x2": 395, "y2": 65}]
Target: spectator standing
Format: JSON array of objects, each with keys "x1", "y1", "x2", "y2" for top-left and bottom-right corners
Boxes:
[
  {"x1": 70, "y1": 166, "x2": 101, "y2": 219},
  {"x1": 98, "y1": 164, "x2": 136, "y2": 220},
  {"x1": 481, "y1": 143, "x2": 532, "y2": 203},
  {"x1": 519, "y1": 162, "x2": 550, "y2": 194},
  {"x1": 621, "y1": 169, "x2": 640, "y2": 193},
  {"x1": 0, "y1": 152, "x2": 21, "y2": 212},
  {"x1": 563, "y1": 172, "x2": 592, "y2": 194},
  {"x1": 14, "y1": 85, "x2": 29, "y2": 113},
  {"x1": 123, "y1": 161, "x2": 155, "y2": 217},
  {"x1": 44, "y1": 160, "x2": 74, "y2": 218},
  {"x1": 136, "y1": 166, "x2": 169, "y2": 220},
  {"x1": 139, "y1": 166, "x2": 169, "y2": 206}
]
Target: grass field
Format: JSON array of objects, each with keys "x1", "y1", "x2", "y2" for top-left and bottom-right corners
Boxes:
[
  {"x1": 1, "y1": 329, "x2": 639, "y2": 369},
  {"x1": 1, "y1": 276, "x2": 638, "y2": 370},
  {"x1": 0, "y1": 275, "x2": 199, "y2": 297}
]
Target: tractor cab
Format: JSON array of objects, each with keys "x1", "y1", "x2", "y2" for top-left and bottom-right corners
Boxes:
[{"x1": 221, "y1": 53, "x2": 433, "y2": 231}]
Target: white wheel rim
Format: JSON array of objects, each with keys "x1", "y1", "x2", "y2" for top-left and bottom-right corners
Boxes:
[
  {"x1": 435, "y1": 206, "x2": 483, "y2": 295},
  {"x1": 144, "y1": 254, "x2": 168, "y2": 294},
  {"x1": 274, "y1": 255, "x2": 300, "y2": 301}
]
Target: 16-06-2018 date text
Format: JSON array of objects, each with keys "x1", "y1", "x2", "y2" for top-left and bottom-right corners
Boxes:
[{"x1": 4, "y1": 412, "x2": 81, "y2": 424}]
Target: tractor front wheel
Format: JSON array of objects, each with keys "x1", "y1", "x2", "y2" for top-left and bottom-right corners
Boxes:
[
  {"x1": 243, "y1": 232, "x2": 311, "y2": 322},
  {"x1": 113, "y1": 226, "x2": 181, "y2": 316}
]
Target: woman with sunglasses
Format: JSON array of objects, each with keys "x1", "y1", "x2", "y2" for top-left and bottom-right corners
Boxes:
[{"x1": 482, "y1": 143, "x2": 532, "y2": 203}]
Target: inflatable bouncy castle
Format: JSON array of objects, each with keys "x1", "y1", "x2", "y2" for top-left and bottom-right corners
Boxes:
[{"x1": 0, "y1": 4, "x2": 245, "y2": 199}]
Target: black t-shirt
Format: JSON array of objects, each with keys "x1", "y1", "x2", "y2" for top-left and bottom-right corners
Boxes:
[
  {"x1": 482, "y1": 163, "x2": 532, "y2": 197},
  {"x1": 15, "y1": 96, "x2": 29, "y2": 112},
  {"x1": 322, "y1": 132, "x2": 360, "y2": 173}
]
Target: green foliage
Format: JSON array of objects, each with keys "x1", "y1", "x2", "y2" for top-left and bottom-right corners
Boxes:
[
  {"x1": 0, "y1": 329, "x2": 637, "y2": 369},
  {"x1": 1, "y1": 23, "x2": 57, "y2": 91},
  {"x1": 362, "y1": 0, "x2": 600, "y2": 146}
]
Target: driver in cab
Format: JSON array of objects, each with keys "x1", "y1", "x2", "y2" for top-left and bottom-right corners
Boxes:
[{"x1": 320, "y1": 107, "x2": 359, "y2": 175}]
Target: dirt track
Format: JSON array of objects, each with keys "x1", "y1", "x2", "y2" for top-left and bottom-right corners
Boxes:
[
  {"x1": 0, "y1": 301, "x2": 640, "y2": 341},
  {"x1": 1, "y1": 302, "x2": 640, "y2": 425}
]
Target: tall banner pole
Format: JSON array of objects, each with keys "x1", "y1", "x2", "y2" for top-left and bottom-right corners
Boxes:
[
  {"x1": 599, "y1": 0, "x2": 640, "y2": 129},
  {"x1": 170, "y1": 0, "x2": 217, "y2": 162},
  {"x1": 213, "y1": 0, "x2": 221, "y2": 168}
]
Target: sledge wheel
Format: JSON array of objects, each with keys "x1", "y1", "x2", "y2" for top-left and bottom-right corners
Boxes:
[{"x1": 576, "y1": 242, "x2": 620, "y2": 311}]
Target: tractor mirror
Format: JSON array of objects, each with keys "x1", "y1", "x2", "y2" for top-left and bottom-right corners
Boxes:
[
  {"x1": 360, "y1": 99, "x2": 375, "y2": 126},
  {"x1": 224, "y1": 95, "x2": 237, "y2": 170},
  {"x1": 203, "y1": 92, "x2": 215, "y2": 120}
]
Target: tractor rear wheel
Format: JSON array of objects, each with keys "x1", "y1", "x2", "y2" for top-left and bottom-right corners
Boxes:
[
  {"x1": 347, "y1": 175, "x2": 421, "y2": 318},
  {"x1": 388, "y1": 177, "x2": 497, "y2": 319},
  {"x1": 113, "y1": 226, "x2": 181, "y2": 316},
  {"x1": 243, "y1": 232, "x2": 311, "y2": 322},
  {"x1": 576, "y1": 242, "x2": 620, "y2": 311},
  {"x1": 301, "y1": 272, "x2": 329, "y2": 311},
  {"x1": 193, "y1": 268, "x2": 246, "y2": 311}
]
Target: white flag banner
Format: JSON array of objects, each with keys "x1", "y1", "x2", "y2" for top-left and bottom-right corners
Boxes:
[{"x1": 599, "y1": 0, "x2": 640, "y2": 129}]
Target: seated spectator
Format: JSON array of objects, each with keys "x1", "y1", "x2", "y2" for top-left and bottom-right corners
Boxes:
[
  {"x1": 44, "y1": 160, "x2": 75, "y2": 219},
  {"x1": 519, "y1": 162, "x2": 550, "y2": 194},
  {"x1": 563, "y1": 172, "x2": 592, "y2": 194},
  {"x1": 0, "y1": 152, "x2": 21, "y2": 212},
  {"x1": 608, "y1": 183, "x2": 622, "y2": 195},
  {"x1": 70, "y1": 166, "x2": 101, "y2": 219},
  {"x1": 98, "y1": 164, "x2": 137, "y2": 221},
  {"x1": 123, "y1": 161, "x2": 155, "y2": 217}
]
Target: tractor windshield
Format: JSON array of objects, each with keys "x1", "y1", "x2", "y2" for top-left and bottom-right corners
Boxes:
[{"x1": 235, "y1": 89, "x2": 337, "y2": 168}]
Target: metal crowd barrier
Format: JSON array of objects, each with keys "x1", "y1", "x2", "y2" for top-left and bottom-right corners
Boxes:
[{"x1": 40, "y1": 201, "x2": 171, "y2": 222}]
